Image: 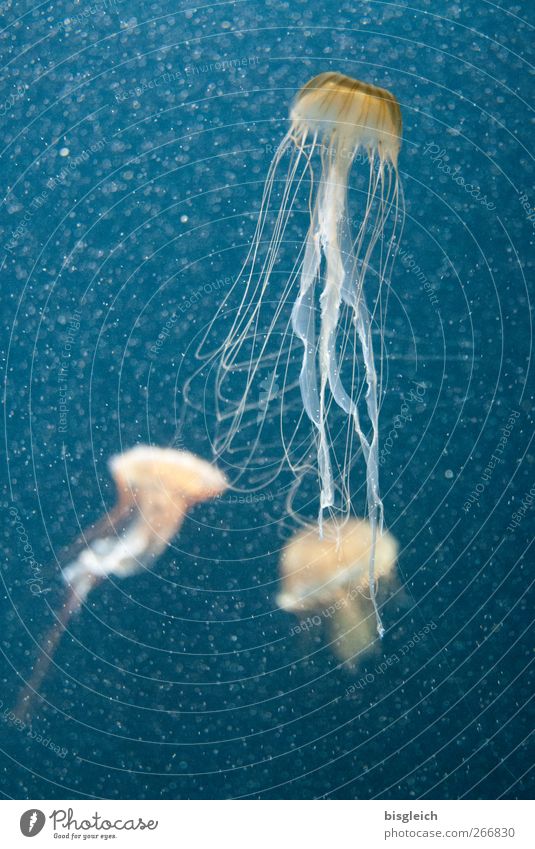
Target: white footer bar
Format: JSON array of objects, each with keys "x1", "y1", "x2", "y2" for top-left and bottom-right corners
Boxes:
[{"x1": 2, "y1": 799, "x2": 532, "y2": 848}]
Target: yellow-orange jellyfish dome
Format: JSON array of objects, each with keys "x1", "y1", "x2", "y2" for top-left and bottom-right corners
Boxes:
[
  {"x1": 14, "y1": 445, "x2": 227, "y2": 722},
  {"x1": 290, "y1": 72, "x2": 402, "y2": 165},
  {"x1": 278, "y1": 519, "x2": 398, "y2": 612},
  {"x1": 63, "y1": 446, "x2": 228, "y2": 588},
  {"x1": 110, "y1": 445, "x2": 228, "y2": 505},
  {"x1": 278, "y1": 519, "x2": 399, "y2": 663}
]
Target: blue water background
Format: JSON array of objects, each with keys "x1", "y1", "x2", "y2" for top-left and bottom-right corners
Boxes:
[{"x1": 0, "y1": 0, "x2": 533, "y2": 799}]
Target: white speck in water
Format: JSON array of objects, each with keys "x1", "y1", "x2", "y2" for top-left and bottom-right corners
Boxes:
[
  {"x1": 445, "y1": 469, "x2": 454, "y2": 479},
  {"x1": 180, "y1": 215, "x2": 189, "y2": 223},
  {"x1": 59, "y1": 147, "x2": 69, "y2": 157}
]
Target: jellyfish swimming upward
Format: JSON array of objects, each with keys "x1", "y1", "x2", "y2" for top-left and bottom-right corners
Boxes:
[
  {"x1": 15, "y1": 446, "x2": 227, "y2": 719},
  {"x1": 199, "y1": 72, "x2": 404, "y2": 636}
]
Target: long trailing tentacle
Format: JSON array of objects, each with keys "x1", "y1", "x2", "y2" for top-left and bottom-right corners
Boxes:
[
  {"x1": 294, "y1": 137, "x2": 402, "y2": 635},
  {"x1": 339, "y1": 158, "x2": 403, "y2": 636},
  {"x1": 193, "y1": 130, "x2": 319, "y2": 471},
  {"x1": 14, "y1": 576, "x2": 100, "y2": 722}
]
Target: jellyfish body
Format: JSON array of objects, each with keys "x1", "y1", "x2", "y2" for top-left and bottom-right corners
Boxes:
[
  {"x1": 278, "y1": 519, "x2": 398, "y2": 663},
  {"x1": 197, "y1": 72, "x2": 403, "y2": 636},
  {"x1": 63, "y1": 445, "x2": 228, "y2": 599},
  {"x1": 15, "y1": 446, "x2": 227, "y2": 719}
]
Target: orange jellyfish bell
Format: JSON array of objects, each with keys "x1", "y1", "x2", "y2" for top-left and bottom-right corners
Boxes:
[
  {"x1": 290, "y1": 72, "x2": 402, "y2": 165},
  {"x1": 278, "y1": 519, "x2": 398, "y2": 663},
  {"x1": 109, "y1": 445, "x2": 228, "y2": 534},
  {"x1": 14, "y1": 445, "x2": 227, "y2": 720},
  {"x1": 64, "y1": 445, "x2": 228, "y2": 588},
  {"x1": 110, "y1": 445, "x2": 228, "y2": 505}
]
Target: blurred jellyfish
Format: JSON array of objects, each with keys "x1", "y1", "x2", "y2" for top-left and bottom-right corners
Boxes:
[
  {"x1": 197, "y1": 72, "x2": 403, "y2": 636},
  {"x1": 278, "y1": 519, "x2": 398, "y2": 664},
  {"x1": 15, "y1": 445, "x2": 227, "y2": 719}
]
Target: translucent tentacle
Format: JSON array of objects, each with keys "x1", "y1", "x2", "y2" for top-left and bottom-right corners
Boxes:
[
  {"x1": 334, "y1": 160, "x2": 402, "y2": 637},
  {"x1": 291, "y1": 224, "x2": 321, "y2": 426},
  {"x1": 352, "y1": 290, "x2": 384, "y2": 636},
  {"x1": 292, "y1": 156, "x2": 347, "y2": 526}
]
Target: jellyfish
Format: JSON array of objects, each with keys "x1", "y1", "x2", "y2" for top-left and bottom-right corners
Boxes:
[
  {"x1": 277, "y1": 519, "x2": 398, "y2": 663},
  {"x1": 194, "y1": 72, "x2": 404, "y2": 637},
  {"x1": 14, "y1": 445, "x2": 227, "y2": 720}
]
